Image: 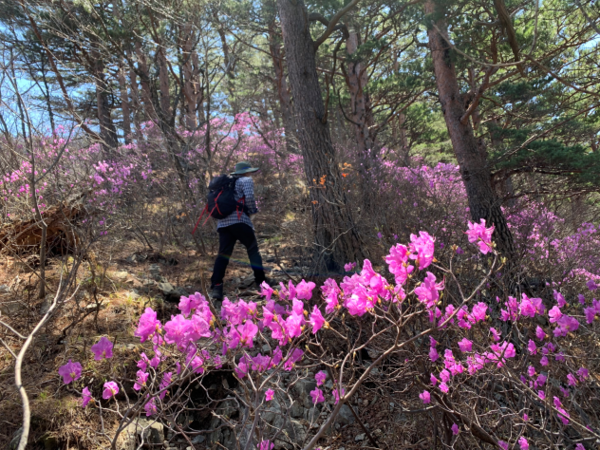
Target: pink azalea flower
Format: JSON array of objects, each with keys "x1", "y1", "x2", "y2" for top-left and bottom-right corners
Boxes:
[
  {"x1": 58, "y1": 360, "x2": 82, "y2": 384},
  {"x1": 323, "y1": 279, "x2": 340, "y2": 313},
  {"x1": 238, "y1": 321, "x2": 258, "y2": 348},
  {"x1": 527, "y1": 366, "x2": 536, "y2": 377},
  {"x1": 283, "y1": 348, "x2": 304, "y2": 371},
  {"x1": 527, "y1": 339, "x2": 537, "y2": 355},
  {"x1": 315, "y1": 371, "x2": 327, "y2": 386},
  {"x1": 310, "y1": 387, "x2": 325, "y2": 404},
  {"x1": 523, "y1": 414, "x2": 529, "y2": 421},
  {"x1": 159, "y1": 372, "x2": 172, "y2": 400},
  {"x1": 567, "y1": 373, "x2": 578, "y2": 386},
  {"x1": 586, "y1": 279, "x2": 598, "y2": 291},
  {"x1": 344, "y1": 291, "x2": 370, "y2": 316},
  {"x1": 466, "y1": 219, "x2": 494, "y2": 254},
  {"x1": 458, "y1": 338, "x2": 472, "y2": 352},
  {"x1": 134, "y1": 307, "x2": 161, "y2": 343},
  {"x1": 578, "y1": 294, "x2": 586, "y2": 305},
  {"x1": 498, "y1": 441, "x2": 509, "y2": 450},
  {"x1": 577, "y1": 367, "x2": 589, "y2": 381},
  {"x1": 134, "y1": 370, "x2": 149, "y2": 391},
  {"x1": 91, "y1": 336, "x2": 113, "y2": 360},
  {"x1": 296, "y1": 279, "x2": 316, "y2": 300},
  {"x1": 540, "y1": 356, "x2": 549, "y2": 366},
  {"x1": 102, "y1": 381, "x2": 119, "y2": 399},
  {"x1": 536, "y1": 374, "x2": 547, "y2": 387},
  {"x1": 260, "y1": 281, "x2": 274, "y2": 301},
  {"x1": 451, "y1": 423, "x2": 459, "y2": 435},
  {"x1": 259, "y1": 440, "x2": 274, "y2": 450},
  {"x1": 251, "y1": 354, "x2": 272, "y2": 372},
  {"x1": 439, "y1": 382, "x2": 449, "y2": 393},
  {"x1": 488, "y1": 327, "x2": 501, "y2": 342},
  {"x1": 344, "y1": 262, "x2": 356, "y2": 272},
  {"x1": 538, "y1": 390, "x2": 546, "y2": 400},
  {"x1": 163, "y1": 314, "x2": 191, "y2": 348},
  {"x1": 469, "y1": 302, "x2": 487, "y2": 323},
  {"x1": 535, "y1": 326, "x2": 547, "y2": 340},
  {"x1": 553, "y1": 315, "x2": 580, "y2": 337},
  {"x1": 553, "y1": 290, "x2": 566, "y2": 308},
  {"x1": 518, "y1": 436, "x2": 529, "y2": 450},
  {"x1": 430, "y1": 374, "x2": 439, "y2": 386},
  {"x1": 548, "y1": 306, "x2": 563, "y2": 323},
  {"x1": 419, "y1": 390, "x2": 431, "y2": 404},
  {"x1": 284, "y1": 313, "x2": 303, "y2": 339},
  {"x1": 429, "y1": 346, "x2": 439, "y2": 362},
  {"x1": 409, "y1": 231, "x2": 435, "y2": 269},
  {"x1": 414, "y1": 272, "x2": 444, "y2": 308},
  {"x1": 265, "y1": 389, "x2": 274, "y2": 401},
  {"x1": 178, "y1": 292, "x2": 207, "y2": 316},
  {"x1": 309, "y1": 305, "x2": 326, "y2": 333},
  {"x1": 144, "y1": 397, "x2": 157, "y2": 416},
  {"x1": 385, "y1": 244, "x2": 414, "y2": 285},
  {"x1": 332, "y1": 386, "x2": 345, "y2": 404},
  {"x1": 81, "y1": 387, "x2": 93, "y2": 408},
  {"x1": 440, "y1": 369, "x2": 451, "y2": 383},
  {"x1": 575, "y1": 444, "x2": 585, "y2": 450}
]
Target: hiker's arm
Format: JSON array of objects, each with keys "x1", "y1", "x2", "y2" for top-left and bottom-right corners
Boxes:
[{"x1": 241, "y1": 178, "x2": 258, "y2": 215}]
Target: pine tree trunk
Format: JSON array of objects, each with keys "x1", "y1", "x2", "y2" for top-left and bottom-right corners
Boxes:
[
  {"x1": 92, "y1": 55, "x2": 118, "y2": 154},
  {"x1": 181, "y1": 25, "x2": 197, "y2": 130},
  {"x1": 135, "y1": 40, "x2": 158, "y2": 123},
  {"x1": 425, "y1": 0, "x2": 515, "y2": 258},
  {"x1": 268, "y1": 19, "x2": 298, "y2": 154},
  {"x1": 346, "y1": 30, "x2": 374, "y2": 165},
  {"x1": 118, "y1": 61, "x2": 131, "y2": 143},
  {"x1": 277, "y1": 0, "x2": 364, "y2": 273},
  {"x1": 157, "y1": 47, "x2": 172, "y2": 123}
]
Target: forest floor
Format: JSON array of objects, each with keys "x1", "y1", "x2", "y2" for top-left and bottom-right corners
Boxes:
[{"x1": 0, "y1": 217, "x2": 424, "y2": 450}]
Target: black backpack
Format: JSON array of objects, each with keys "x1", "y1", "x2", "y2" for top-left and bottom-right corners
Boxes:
[
  {"x1": 192, "y1": 175, "x2": 250, "y2": 235},
  {"x1": 206, "y1": 175, "x2": 241, "y2": 219}
]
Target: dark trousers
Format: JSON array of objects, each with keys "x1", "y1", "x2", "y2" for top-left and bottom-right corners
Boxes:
[{"x1": 211, "y1": 223, "x2": 266, "y2": 287}]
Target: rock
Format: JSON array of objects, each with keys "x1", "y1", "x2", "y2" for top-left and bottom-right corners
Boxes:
[
  {"x1": 290, "y1": 401, "x2": 304, "y2": 418},
  {"x1": 158, "y1": 282, "x2": 185, "y2": 303},
  {"x1": 336, "y1": 404, "x2": 355, "y2": 425},
  {"x1": 0, "y1": 284, "x2": 10, "y2": 294},
  {"x1": 355, "y1": 433, "x2": 366, "y2": 442},
  {"x1": 114, "y1": 271, "x2": 129, "y2": 282},
  {"x1": 191, "y1": 435, "x2": 206, "y2": 444},
  {"x1": 274, "y1": 419, "x2": 307, "y2": 450},
  {"x1": 148, "y1": 264, "x2": 163, "y2": 281},
  {"x1": 127, "y1": 290, "x2": 141, "y2": 300},
  {"x1": 118, "y1": 418, "x2": 164, "y2": 450},
  {"x1": 0, "y1": 299, "x2": 22, "y2": 315}
]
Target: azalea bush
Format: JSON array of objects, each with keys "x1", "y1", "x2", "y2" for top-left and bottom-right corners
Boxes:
[{"x1": 57, "y1": 221, "x2": 600, "y2": 449}]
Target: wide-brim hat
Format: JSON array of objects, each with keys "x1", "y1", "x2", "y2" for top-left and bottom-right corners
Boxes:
[{"x1": 231, "y1": 161, "x2": 260, "y2": 175}]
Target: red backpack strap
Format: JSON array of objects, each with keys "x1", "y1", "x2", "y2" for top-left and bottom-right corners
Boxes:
[
  {"x1": 237, "y1": 196, "x2": 246, "y2": 220},
  {"x1": 192, "y1": 204, "x2": 209, "y2": 235}
]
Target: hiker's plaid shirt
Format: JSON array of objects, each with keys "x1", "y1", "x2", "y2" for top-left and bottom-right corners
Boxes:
[{"x1": 217, "y1": 176, "x2": 258, "y2": 230}]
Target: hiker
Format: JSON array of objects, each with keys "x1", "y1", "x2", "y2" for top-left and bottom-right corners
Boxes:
[{"x1": 209, "y1": 161, "x2": 267, "y2": 301}]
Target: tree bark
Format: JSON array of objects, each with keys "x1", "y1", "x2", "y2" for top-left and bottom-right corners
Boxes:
[
  {"x1": 425, "y1": 0, "x2": 515, "y2": 258},
  {"x1": 135, "y1": 40, "x2": 158, "y2": 123},
  {"x1": 345, "y1": 29, "x2": 375, "y2": 164},
  {"x1": 157, "y1": 47, "x2": 172, "y2": 124},
  {"x1": 277, "y1": 0, "x2": 364, "y2": 273},
  {"x1": 118, "y1": 60, "x2": 131, "y2": 143},
  {"x1": 91, "y1": 54, "x2": 118, "y2": 153},
  {"x1": 181, "y1": 24, "x2": 197, "y2": 130},
  {"x1": 267, "y1": 19, "x2": 298, "y2": 154}
]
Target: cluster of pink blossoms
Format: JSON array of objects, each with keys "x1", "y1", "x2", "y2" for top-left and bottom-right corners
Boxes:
[{"x1": 54, "y1": 221, "x2": 598, "y2": 447}]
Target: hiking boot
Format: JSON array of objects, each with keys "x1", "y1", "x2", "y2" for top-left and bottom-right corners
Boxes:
[{"x1": 210, "y1": 283, "x2": 224, "y2": 301}]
